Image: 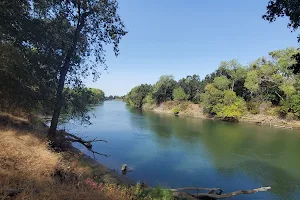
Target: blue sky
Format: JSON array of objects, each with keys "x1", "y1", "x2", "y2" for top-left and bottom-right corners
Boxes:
[{"x1": 85, "y1": 0, "x2": 298, "y2": 96}]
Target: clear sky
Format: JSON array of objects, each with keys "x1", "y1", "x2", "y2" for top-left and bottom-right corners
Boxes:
[{"x1": 85, "y1": 0, "x2": 298, "y2": 96}]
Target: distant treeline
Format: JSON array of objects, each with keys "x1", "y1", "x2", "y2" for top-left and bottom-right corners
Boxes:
[
  {"x1": 105, "y1": 95, "x2": 124, "y2": 101},
  {"x1": 125, "y1": 47, "x2": 300, "y2": 121}
]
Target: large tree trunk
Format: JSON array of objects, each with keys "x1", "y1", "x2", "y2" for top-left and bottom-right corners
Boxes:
[
  {"x1": 48, "y1": 13, "x2": 87, "y2": 140},
  {"x1": 48, "y1": 65, "x2": 69, "y2": 140}
]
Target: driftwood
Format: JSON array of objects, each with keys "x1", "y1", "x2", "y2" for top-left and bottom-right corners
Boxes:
[
  {"x1": 171, "y1": 186, "x2": 271, "y2": 199},
  {"x1": 62, "y1": 132, "x2": 109, "y2": 158}
]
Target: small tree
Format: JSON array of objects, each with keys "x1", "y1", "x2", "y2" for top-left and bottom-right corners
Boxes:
[{"x1": 173, "y1": 87, "x2": 188, "y2": 101}]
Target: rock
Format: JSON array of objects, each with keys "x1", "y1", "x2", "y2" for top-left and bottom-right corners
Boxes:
[{"x1": 121, "y1": 164, "x2": 127, "y2": 171}]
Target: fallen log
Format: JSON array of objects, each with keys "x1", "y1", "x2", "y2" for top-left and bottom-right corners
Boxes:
[{"x1": 171, "y1": 186, "x2": 271, "y2": 199}]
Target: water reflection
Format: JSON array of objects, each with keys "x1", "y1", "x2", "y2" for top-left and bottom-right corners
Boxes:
[
  {"x1": 63, "y1": 101, "x2": 300, "y2": 200},
  {"x1": 128, "y1": 105, "x2": 300, "y2": 199}
]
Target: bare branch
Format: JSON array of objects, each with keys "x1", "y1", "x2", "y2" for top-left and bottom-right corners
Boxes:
[
  {"x1": 171, "y1": 187, "x2": 221, "y2": 192},
  {"x1": 171, "y1": 186, "x2": 271, "y2": 199},
  {"x1": 62, "y1": 132, "x2": 109, "y2": 158}
]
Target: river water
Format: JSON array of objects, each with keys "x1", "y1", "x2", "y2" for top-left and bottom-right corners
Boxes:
[{"x1": 60, "y1": 100, "x2": 300, "y2": 200}]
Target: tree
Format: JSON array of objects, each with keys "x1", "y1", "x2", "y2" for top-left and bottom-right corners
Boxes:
[
  {"x1": 213, "y1": 90, "x2": 247, "y2": 121},
  {"x1": 244, "y1": 70, "x2": 259, "y2": 95},
  {"x1": 173, "y1": 87, "x2": 188, "y2": 101},
  {"x1": 263, "y1": 0, "x2": 300, "y2": 73},
  {"x1": 125, "y1": 84, "x2": 152, "y2": 108},
  {"x1": 152, "y1": 75, "x2": 177, "y2": 104},
  {"x1": 178, "y1": 75, "x2": 201, "y2": 102},
  {"x1": 0, "y1": 0, "x2": 65, "y2": 115},
  {"x1": 219, "y1": 60, "x2": 246, "y2": 90},
  {"x1": 35, "y1": 0, "x2": 127, "y2": 139},
  {"x1": 213, "y1": 76, "x2": 231, "y2": 90},
  {"x1": 200, "y1": 84, "x2": 223, "y2": 114}
]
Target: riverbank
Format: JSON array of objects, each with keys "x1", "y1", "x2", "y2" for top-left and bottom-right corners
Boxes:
[
  {"x1": 0, "y1": 113, "x2": 174, "y2": 200},
  {"x1": 143, "y1": 101, "x2": 300, "y2": 130}
]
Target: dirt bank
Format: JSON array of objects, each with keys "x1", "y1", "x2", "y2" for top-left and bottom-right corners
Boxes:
[{"x1": 145, "y1": 101, "x2": 300, "y2": 130}]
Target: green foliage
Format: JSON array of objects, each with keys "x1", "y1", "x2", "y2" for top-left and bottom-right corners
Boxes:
[
  {"x1": 152, "y1": 75, "x2": 177, "y2": 104},
  {"x1": 213, "y1": 91, "x2": 247, "y2": 120},
  {"x1": 173, "y1": 87, "x2": 188, "y2": 101},
  {"x1": 61, "y1": 87, "x2": 105, "y2": 123},
  {"x1": 134, "y1": 184, "x2": 173, "y2": 200},
  {"x1": 246, "y1": 102, "x2": 260, "y2": 114},
  {"x1": 144, "y1": 93, "x2": 155, "y2": 105},
  {"x1": 263, "y1": 1, "x2": 300, "y2": 74},
  {"x1": 213, "y1": 76, "x2": 231, "y2": 90},
  {"x1": 245, "y1": 70, "x2": 259, "y2": 94},
  {"x1": 267, "y1": 107, "x2": 281, "y2": 116},
  {"x1": 125, "y1": 84, "x2": 152, "y2": 108},
  {"x1": 286, "y1": 112, "x2": 297, "y2": 121},
  {"x1": 178, "y1": 74, "x2": 201, "y2": 102},
  {"x1": 279, "y1": 83, "x2": 296, "y2": 97},
  {"x1": 86, "y1": 88, "x2": 105, "y2": 104},
  {"x1": 214, "y1": 98, "x2": 247, "y2": 120},
  {"x1": 200, "y1": 84, "x2": 223, "y2": 114},
  {"x1": 280, "y1": 94, "x2": 300, "y2": 118},
  {"x1": 172, "y1": 106, "x2": 180, "y2": 115}
]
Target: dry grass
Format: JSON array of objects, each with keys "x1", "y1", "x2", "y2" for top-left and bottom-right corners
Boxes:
[
  {"x1": 0, "y1": 129, "x2": 109, "y2": 200},
  {"x1": 0, "y1": 119, "x2": 137, "y2": 200}
]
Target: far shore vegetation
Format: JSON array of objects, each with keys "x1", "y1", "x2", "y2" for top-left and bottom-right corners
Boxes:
[{"x1": 125, "y1": 47, "x2": 300, "y2": 123}]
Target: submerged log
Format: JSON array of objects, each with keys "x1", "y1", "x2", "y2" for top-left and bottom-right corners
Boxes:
[{"x1": 171, "y1": 186, "x2": 271, "y2": 199}]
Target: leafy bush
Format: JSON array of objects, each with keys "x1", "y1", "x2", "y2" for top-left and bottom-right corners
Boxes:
[
  {"x1": 173, "y1": 87, "x2": 188, "y2": 101},
  {"x1": 259, "y1": 101, "x2": 272, "y2": 114},
  {"x1": 144, "y1": 93, "x2": 155, "y2": 105},
  {"x1": 286, "y1": 112, "x2": 296, "y2": 121},
  {"x1": 213, "y1": 76, "x2": 231, "y2": 90},
  {"x1": 280, "y1": 94, "x2": 300, "y2": 118},
  {"x1": 172, "y1": 106, "x2": 180, "y2": 115},
  {"x1": 246, "y1": 102, "x2": 260, "y2": 114},
  {"x1": 214, "y1": 97, "x2": 247, "y2": 120},
  {"x1": 267, "y1": 107, "x2": 281, "y2": 116}
]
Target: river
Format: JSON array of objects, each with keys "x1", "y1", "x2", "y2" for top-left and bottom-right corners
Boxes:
[{"x1": 60, "y1": 100, "x2": 300, "y2": 200}]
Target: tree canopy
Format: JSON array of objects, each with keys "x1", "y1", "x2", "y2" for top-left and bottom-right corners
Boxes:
[
  {"x1": 125, "y1": 47, "x2": 300, "y2": 121},
  {"x1": 0, "y1": 0, "x2": 126, "y2": 140}
]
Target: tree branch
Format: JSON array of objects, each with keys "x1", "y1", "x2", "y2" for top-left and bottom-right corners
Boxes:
[
  {"x1": 171, "y1": 187, "x2": 221, "y2": 192},
  {"x1": 171, "y1": 186, "x2": 271, "y2": 199},
  {"x1": 62, "y1": 132, "x2": 109, "y2": 158},
  {"x1": 195, "y1": 186, "x2": 271, "y2": 199}
]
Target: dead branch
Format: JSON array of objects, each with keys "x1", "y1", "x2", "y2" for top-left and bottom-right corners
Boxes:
[
  {"x1": 62, "y1": 132, "x2": 109, "y2": 158},
  {"x1": 171, "y1": 186, "x2": 271, "y2": 199},
  {"x1": 171, "y1": 187, "x2": 221, "y2": 192},
  {"x1": 196, "y1": 186, "x2": 271, "y2": 199}
]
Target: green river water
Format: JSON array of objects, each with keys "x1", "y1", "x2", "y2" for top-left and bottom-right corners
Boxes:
[{"x1": 61, "y1": 100, "x2": 300, "y2": 200}]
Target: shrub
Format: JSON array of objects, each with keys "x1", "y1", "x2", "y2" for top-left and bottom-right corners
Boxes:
[
  {"x1": 267, "y1": 107, "x2": 281, "y2": 116},
  {"x1": 172, "y1": 106, "x2": 180, "y2": 115},
  {"x1": 280, "y1": 94, "x2": 300, "y2": 118},
  {"x1": 246, "y1": 102, "x2": 260, "y2": 114},
  {"x1": 259, "y1": 101, "x2": 272, "y2": 114},
  {"x1": 214, "y1": 97, "x2": 247, "y2": 120},
  {"x1": 173, "y1": 87, "x2": 188, "y2": 101},
  {"x1": 286, "y1": 112, "x2": 296, "y2": 121}
]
